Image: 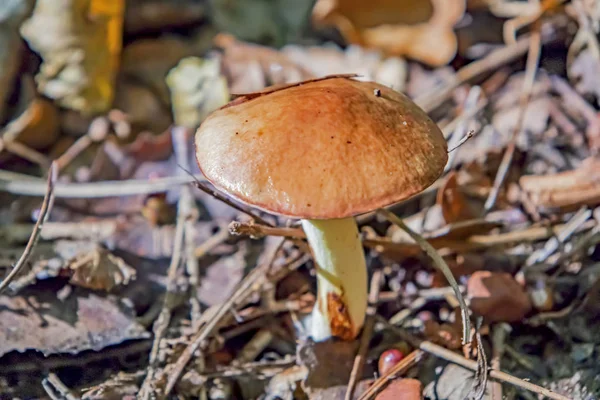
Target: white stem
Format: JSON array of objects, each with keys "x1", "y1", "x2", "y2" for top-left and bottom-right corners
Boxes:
[{"x1": 301, "y1": 217, "x2": 367, "y2": 342}]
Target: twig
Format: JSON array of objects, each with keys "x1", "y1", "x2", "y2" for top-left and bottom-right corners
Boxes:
[
  {"x1": 378, "y1": 209, "x2": 471, "y2": 345},
  {"x1": 357, "y1": 349, "x2": 426, "y2": 400},
  {"x1": 41, "y1": 373, "x2": 79, "y2": 400},
  {"x1": 377, "y1": 317, "x2": 570, "y2": 400},
  {"x1": 0, "y1": 168, "x2": 205, "y2": 198},
  {"x1": 139, "y1": 129, "x2": 193, "y2": 399},
  {"x1": 0, "y1": 162, "x2": 57, "y2": 294},
  {"x1": 164, "y1": 239, "x2": 283, "y2": 395},
  {"x1": 345, "y1": 270, "x2": 382, "y2": 400},
  {"x1": 484, "y1": 30, "x2": 542, "y2": 213},
  {"x1": 54, "y1": 117, "x2": 109, "y2": 172}
]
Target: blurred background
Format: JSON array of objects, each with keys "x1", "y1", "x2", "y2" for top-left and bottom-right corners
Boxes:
[{"x1": 1, "y1": 1, "x2": 600, "y2": 399}]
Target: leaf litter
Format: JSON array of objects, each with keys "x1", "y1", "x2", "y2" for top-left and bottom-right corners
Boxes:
[{"x1": 1, "y1": 0, "x2": 600, "y2": 399}]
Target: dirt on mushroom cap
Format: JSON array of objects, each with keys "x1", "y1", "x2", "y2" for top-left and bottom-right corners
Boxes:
[{"x1": 195, "y1": 75, "x2": 448, "y2": 219}]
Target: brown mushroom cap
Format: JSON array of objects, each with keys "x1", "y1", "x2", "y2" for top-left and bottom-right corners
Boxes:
[{"x1": 195, "y1": 75, "x2": 448, "y2": 219}]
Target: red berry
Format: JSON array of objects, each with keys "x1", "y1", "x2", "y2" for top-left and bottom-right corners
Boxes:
[{"x1": 378, "y1": 348, "x2": 405, "y2": 375}]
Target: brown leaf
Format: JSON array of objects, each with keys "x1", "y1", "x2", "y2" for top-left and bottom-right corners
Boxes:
[
  {"x1": 375, "y1": 378, "x2": 423, "y2": 400},
  {"x1": 519, "y1": 156, "x2": 600, "y2": 210},
  {"x1": 67, "y1": 245, "x2": 136, "y2": 291},
  {"x1": 0, "y1": 289, "x2": 148, "y2": 357},
  {"x1": 311, "y1": 0, "x2": 466, "y2": 66},
  {"x1": 467, "y1": 271, "x2": 532, "y2": 322},
  {"x1": 437, "y1": 171, "x2": 478, "y2": 224}
]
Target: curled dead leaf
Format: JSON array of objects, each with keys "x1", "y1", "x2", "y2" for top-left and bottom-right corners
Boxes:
[
  {"x1": 437, "y1": 171, "x2": 478, "y2": 224},
  {"x1": 0, "y1": 289, "x2": 148, "y2": 357},
  {"x1": 67, "y1": 245, "x2": 136, "y2": 291},
  {"x1": 311, "y1": 0, "x2": 466, "y2": 66}
]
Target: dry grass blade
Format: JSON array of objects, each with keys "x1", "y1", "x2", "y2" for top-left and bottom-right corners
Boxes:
[
  {"x1": 357, "y1": 349, "x2": 426, "y2": 400},
  {"x1": 0, "y1": 162, "x2": 57, "y2": 294},
  {"x1": 378, "y1": 208, "x2": 471, "y2": 345},
  {"x1": 41, "y1": 373, "x2": 78, "y2": 400}
]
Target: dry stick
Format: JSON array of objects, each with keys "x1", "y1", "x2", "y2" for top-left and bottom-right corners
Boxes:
[
  {"x1": 378, "y1": 209, "x2": 471, "y2": 345},
  {"x1": 345, "y1": 270, "x2": 383, "y2": 400},
  {"x1": 164, "y1": 239, "x2": 284, "y2": 395},
  {"x1": 172, "y1": 128, "x2": 203, "y2": 326},
  {"x1": 377, "y1": 317, "x2": 570, "y2": 400},
  {"x1": 140, "y1": 130, "x2": 193, "y2": 399},
  {"x1": 484, "y1": 30, "x2": 542, "y2": 213},
  {"x1": 139, "y1": 181, "x2": 187, "y2": 399},
  {"x1": 0, "y1": 162, "x2": 57, "y2": 294},
  {"x1": 357, "y1": 349, "x2": 426, "y2": 400},
  {"x1": 0, "y1": 168, "x2": 205, "y2": 198}
]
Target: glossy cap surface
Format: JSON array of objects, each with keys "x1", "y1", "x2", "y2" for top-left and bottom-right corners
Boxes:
[{"x1": 195, "y1": 75, "x2": 447, "y2": 219}]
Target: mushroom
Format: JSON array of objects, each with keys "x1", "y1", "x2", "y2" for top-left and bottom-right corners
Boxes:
[{"x1": 195, "y1": 75, "x2": 447, "y2": 341}]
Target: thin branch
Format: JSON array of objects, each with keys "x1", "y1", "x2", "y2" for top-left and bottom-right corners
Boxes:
[
  {"x1": 0, "y1": 162, "x2": 57, "y2": 294},
  {"x1": 378, "y1": 209, "x2": 471, "y2": 345}
]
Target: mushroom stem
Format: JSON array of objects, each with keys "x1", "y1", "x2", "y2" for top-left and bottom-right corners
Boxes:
[{"x1": 301, "y1": 217, "x2": 367, "y2": 342}]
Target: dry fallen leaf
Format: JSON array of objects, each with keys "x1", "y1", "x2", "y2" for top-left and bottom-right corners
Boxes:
[
  {"x1": 467, "y1": 271, "x2": 532, "y2": 322},
  {"x1": 437, "y1": 171, "x2": 478, "y2": 224},
  {"x1": 20, "y1": 0, "x2": 124, "y2": 115},
  {"x1": 0, "y1": 288, "x2": 148, "y2": 357},
  {"x1": 67, "y1": 244, "x2": 136, "y2": 291},
  {"x1": 519, "y1": 157, "x2": 600, "y2": 210},
  {"x1": 311, "y1": 0, "x2": 466, "y2": 66}
]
